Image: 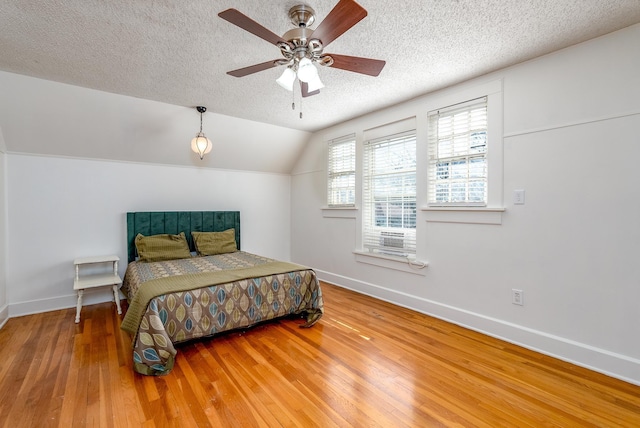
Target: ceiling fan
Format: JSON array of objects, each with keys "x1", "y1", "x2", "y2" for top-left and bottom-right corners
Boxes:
[{"x1": 218, "y1": 0, "x2": 386, "y2": 98}]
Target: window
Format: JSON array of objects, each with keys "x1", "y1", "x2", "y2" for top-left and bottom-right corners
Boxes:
[
  {"x1": 327, "y1": 135, "x2": 356, "y2": 207},
  {"x1": 363, "y1": 131, "x2": 416, "y2": 257},
  {"x1": 428, "y1": 97, "x2": 488, "y2": 206}
]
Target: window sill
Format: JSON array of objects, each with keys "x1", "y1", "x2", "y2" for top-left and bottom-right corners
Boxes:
[
  {"x1": 353, "y1": 250, "x2": 428, "y2": 276},
  {"x1": 322, "y1": 207, "x2": 358, "y2": 218},
  {"x1": 422, "y1": 207, "x2": 505, "y2": 225}
]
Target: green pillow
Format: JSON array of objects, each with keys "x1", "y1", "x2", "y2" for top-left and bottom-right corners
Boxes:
[
  {"x1": 192, "y1": 229, "x2": 237, "y2": 256},
  {"x1": 135, "y1": 232, "x2": 192, "y2": 262}
]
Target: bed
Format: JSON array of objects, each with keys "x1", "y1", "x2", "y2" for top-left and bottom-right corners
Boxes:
[{"x1": 120, "y1": 211, "x2": 324, "y2": 376}]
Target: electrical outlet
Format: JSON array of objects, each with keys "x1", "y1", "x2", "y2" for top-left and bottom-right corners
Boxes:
[
  {"x1": 514, "y1": 189, "x2": 525, "y2": 205},
  {"x1": 512, "y1": 289, "x2": 524, "y2": 306}
]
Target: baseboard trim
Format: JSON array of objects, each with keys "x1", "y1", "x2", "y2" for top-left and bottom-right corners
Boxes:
[
  {"x1": 317, "y1": 269, "x2": 640, "y2": 386},
  {"x1": 8, "y1": 288, "x2": 119, "y2": 318},
  {"x1": 0, "y1": 304, "x2": 8, "y2": 330}
]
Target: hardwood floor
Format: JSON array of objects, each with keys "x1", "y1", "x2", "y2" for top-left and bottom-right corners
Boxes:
[{"x1": 0, "y1": 281, "x2": 638, "y2": 427}]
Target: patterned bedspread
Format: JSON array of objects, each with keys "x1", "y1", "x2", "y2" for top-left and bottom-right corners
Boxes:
[{"x1": 121, "y1": 251, "x2": 324, "y2": 375}]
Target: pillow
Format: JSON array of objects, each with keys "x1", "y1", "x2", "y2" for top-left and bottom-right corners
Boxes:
[
  {"x1": 135, "y1": 232, "x2": 192, "y2": 262},
  {"x1": 192, "y1": 229, "x2": 237, "y2": 256}
]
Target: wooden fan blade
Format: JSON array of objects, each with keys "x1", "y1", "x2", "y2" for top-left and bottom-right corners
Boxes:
[
  {"x1": 218, "y1": 9, "x2": 286, "y2": 46},
  {"x1": 227, "y1": 60, "x2": 280, "y2": 77},
  {"x1": 311, "y1": 0, "x2": 367, "y2": 48},
  {"x1": 325, "y1": 54, "x2": 386, "y2": 76},
  {"x1": 301, "y1": 81, "x2": 321, "y2": 98}
]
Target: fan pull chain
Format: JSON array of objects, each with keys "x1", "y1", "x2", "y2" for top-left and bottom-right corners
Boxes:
[
  {"x1": 290, "y1": 83, "x2": 303, "y2": 119},
  {"x1": 298, "y1": 87, "x2": 303, "y2": 119}
]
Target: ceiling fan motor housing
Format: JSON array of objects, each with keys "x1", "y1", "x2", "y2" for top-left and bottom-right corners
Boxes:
[
  {"x1": 288, "y1": 5, "x2": 316, "y2": 28},
  {"x1": 280, "y1": 28, "x2": 325, "y2": 66}
]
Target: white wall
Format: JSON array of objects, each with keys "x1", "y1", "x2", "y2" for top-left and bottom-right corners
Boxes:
[
  {"x1": 0, "y1": 134, "x2": 7, "y2": 328},
  {"x1": 6, "y1": 154, "x2": 291, "y2": 316},
  {"x1": 290, "y1": 24, "x2": 640, "y2": 385}
]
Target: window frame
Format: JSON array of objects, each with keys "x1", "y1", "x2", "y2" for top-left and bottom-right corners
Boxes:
[
  {"x1": 428, "y1": 97, "x2": 489, "y2": 207},
  {"x1": 326, "y1": 134, "x2": 357, "y2": 208},
  {"x1": 362, "y1": 130, "x2": 417, "y2": 258}
]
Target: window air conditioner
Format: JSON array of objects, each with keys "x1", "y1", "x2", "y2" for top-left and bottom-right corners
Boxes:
[{"x1": 379, "y1": 231, "x2": 405, "y2": 255}]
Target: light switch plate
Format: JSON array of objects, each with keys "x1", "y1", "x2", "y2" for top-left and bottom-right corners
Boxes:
[{"x1": 514, "y1": 189, "x2": 525, "y2": 205}]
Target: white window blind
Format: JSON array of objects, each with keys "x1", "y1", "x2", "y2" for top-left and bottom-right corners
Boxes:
[
  {"x1": 363, "y1": 130, "x2": 416, "y2": 257},
  {"x1": 428, "y1": 97, "x2": 488, "y2": 206},
  {"x1": 327, "y1": 135, "x2": 356, "y2": 207}
]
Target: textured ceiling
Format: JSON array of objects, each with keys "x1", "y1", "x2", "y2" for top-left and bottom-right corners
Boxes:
[{"x1": 1, "y1": 0, "x2": 640, "y2": 133}]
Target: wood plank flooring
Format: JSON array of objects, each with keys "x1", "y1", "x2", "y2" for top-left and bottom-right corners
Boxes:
[{"x1": 0, "y1": 281, "x2": 638, "y2": 427}]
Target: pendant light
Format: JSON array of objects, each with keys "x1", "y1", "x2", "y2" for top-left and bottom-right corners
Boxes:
[{"x1": 190, "y1": 106, "x2": 212, "y2": 160}]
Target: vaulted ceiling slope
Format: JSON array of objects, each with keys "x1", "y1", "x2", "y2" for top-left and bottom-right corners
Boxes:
[{"x1": 0, "y1": 1, "x2": 639, "y2": 172}]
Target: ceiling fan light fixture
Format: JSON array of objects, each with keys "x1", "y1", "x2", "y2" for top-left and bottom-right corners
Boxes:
[
  {"x1": 276, "y1": 67, "x2": 296, "y2": 91},
  {"x1": 191, "y1": 106, "x2": 212, "y2": 160},
  {"x1": 296, "y1": 57, "x2": 318, "y2": 82},
  {"x1": 219, "y1": 0, "x2": 386, "y2": 93}
]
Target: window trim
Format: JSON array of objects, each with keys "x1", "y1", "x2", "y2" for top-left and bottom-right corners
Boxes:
[
  {"x1": 422, "y1": 206, "x2": 505, "y2": 225},
  {"x1": 423, "y1": 79, "x2": 504, "y2": 221},
  {"x1": 353, "y1": 250, "x2": 428, "y2": 275},
  {"x1": 321, "y1": 206, "x2": 357, "y2": 218}
]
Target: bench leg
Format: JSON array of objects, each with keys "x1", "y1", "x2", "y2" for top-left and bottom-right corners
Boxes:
[
  {"x1": 112, "y1": 285, "x2": 122, "y2": 315},
  {"x1": 75, "y1": 289, "x2": 84, "y2": 323}
]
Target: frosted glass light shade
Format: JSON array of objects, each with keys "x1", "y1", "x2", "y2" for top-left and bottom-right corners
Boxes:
[
  {"x1": 191, "y1": 133, "x2": 212, "y2": 160},
  {"x1": 306, "y1": 74, "x2": 324, "y2": 92},
  {"x1": 296, "y1": 57, "x2": 318, "y2": 83},
  {"x1": 276, "y1": 67, "x2": 296, "y2": 91}
]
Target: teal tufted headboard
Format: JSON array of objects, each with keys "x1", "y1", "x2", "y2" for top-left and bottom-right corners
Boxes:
[{"x1": 127, "y1": 211, "x2": 241, "y2": 263}]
